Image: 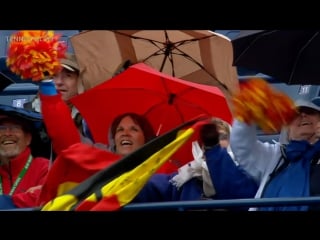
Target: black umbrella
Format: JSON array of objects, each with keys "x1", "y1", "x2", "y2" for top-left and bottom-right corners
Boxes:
[
  {"x1": 0, "y1": 72, "x2": 14, "y2": 91},
  {"x1": 232, "y1": 30, "x2": 320, "y2": 85},
  {"x1": 0, "y1": 56, "x2": 33, "y2": 85}
]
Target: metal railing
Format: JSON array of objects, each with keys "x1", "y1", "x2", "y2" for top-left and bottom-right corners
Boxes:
[
  {"x1": 122, "y1": 197, "x2": 320, "y2": 211},
  {"x1": 4, "y1": 196, "x2": 320, "y2": 211}
]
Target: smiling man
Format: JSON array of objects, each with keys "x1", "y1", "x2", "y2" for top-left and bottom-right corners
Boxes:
[
  {"x1": 287, "y1": 98, "x2": 320, "y2": 143},
  {"x1": 230, "y1": 97, "x2": 320, "y2": 211},
  {"x1": 0, "y1": 107, "x2": 49, "y2": 209}
]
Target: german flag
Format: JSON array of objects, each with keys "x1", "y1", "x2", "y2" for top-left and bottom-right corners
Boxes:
[{"x1": 41, "y1": 115, "x2": 210, "y2": 211}]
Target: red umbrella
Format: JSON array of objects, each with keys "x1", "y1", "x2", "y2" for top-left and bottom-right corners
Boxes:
[
  {"x1": 71, "y1": 63, "x2": 232, "y2": 173},
  {"x1": 71, "y1": 63, "x2": 232, "y2": 145}
]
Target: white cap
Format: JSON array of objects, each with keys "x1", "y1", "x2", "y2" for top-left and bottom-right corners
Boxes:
[
  {"x1": 294, "y1": 97, "x2": 320, "y2": 112},
  {"x1": 279, "y1": 97, "x2": 320, "y2": 144}
]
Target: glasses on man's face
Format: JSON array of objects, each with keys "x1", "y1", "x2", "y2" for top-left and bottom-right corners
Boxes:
[
  {"x1": 298, "y1": 107, "x2": 319, "y2": 115},
  {"x1": 0, "y1": 125, "x2": 22, "y2": 134}
]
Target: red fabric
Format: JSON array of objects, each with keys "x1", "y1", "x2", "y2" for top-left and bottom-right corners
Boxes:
[
  {"x1": 70, "y1": 63, "x2": 233, "y2": 174},
  {"x1": 12, "y1": 188, "x2": 43, "y2": 208},
  {"x1": 38, "y1": 86, "x2": 121, "y2": 207},
  {"x1": 0, "y1": 148, "x2": 50, "y2": 208},
  {"x1": 75, "y1": 194, "x2": 121, "y2": 211},
  {"x1": 157, "y1": 124, "x2": 201, "y2": 173},
  {"x1": 39, "y1": 93, "x2": 81, "y2": 155},
  {"x1": 70, "y1": 63, "x2": 233, "y2": 147},
  {"x1": 40, "y1": 115, "x2": 208, "y2": 210},
  {"x1": 37, "y1": 143, "x2": 121, "y2": 206}
]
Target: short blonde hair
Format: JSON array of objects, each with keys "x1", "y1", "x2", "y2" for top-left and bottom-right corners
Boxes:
[{"x1": 210, "y1": 117, "x2": 230, "y2": 136}]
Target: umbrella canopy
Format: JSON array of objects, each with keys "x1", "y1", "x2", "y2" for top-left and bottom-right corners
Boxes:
[
  {"x1": 70, "y1": 63, "x2": 232, "y2": 145},
  {"x1": 70, "y1": 30, "x2": 239, "y2": 96},
  {"x1": 0, "y1": 72, "x2": 14, "y2": 91},
  {"x1": 0, "y1": 56, "x2": 16, "y2": 91},
  {"x1": 232, "y1": 30, "x2": 320, "y2": 85}
]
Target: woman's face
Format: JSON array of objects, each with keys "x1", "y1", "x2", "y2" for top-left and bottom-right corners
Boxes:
[{"x1": 114, "y1": 116, "x2": 146, "y2": 156}]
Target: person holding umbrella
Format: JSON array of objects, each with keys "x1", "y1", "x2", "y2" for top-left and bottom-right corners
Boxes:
[
  {"x1": 107, "y1": 112, "x2": 156, "y2": 156},
  {"x1": 36, "y1": 82, "x2": 160, "y2": 206},
  {"x1": 38, "y1": 77, "x2": 157, "y2": 154},
  {"x1": 34, "y1": 76, "x2": 259, "y2": 210}
]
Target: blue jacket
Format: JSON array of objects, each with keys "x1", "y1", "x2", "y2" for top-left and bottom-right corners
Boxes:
[{"x1": 133, "y1": 145, "x2": 258, "y2": 209}]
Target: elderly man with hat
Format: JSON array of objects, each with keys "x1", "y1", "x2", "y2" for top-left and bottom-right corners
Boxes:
[
  {"x1": 230, "y1": 97, "x2": 320, "y2": 211},
  {"x1": 0, "y1": 105, "x2": 50, "y2": 209}
]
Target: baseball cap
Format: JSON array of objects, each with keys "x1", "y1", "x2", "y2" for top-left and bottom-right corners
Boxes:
[
  {"x1": 294, "y1": 97, "x2": 320, "y2": 112},
  {"x1": 279, "y1": 97, "x2": 320, "y2": 144},
  {"x1": 60, "y1": 53, "x2": 79, "y2": 72}
]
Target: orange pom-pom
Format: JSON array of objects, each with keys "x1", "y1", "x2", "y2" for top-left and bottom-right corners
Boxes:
[
  {"x1": 232, "y1": 78, "x2": 297, "y2": 133},
  {"x1": 6, "y1": 30, "x2": 67, "y2": 82}
]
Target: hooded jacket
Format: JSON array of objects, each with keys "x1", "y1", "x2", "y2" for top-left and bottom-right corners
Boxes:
[{"x1": 229, "y1": 119, "x2": 285, "y2": 210}]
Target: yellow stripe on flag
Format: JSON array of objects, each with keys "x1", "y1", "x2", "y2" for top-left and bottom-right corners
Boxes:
[{"x1": 41, "y1": 194, "x2": 78, "y2": 211}]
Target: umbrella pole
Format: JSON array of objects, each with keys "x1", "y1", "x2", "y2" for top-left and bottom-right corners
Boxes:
[
  {"x1": 160, "y1": 52, "x2": 170, "y2": 73},
  {"x1": 156, "y1": 124, "x2": 163, "y2": 136},
  {"x1": 160, "y1": 35, "x2": 173, "y2": 74}
]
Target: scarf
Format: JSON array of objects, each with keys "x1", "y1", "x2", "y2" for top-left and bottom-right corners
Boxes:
[
  {"x1": 260, "y1": 140, "x2": 320, "y2": 211},
  {"x1": 170, "y1": 141, "x2": 216, "y2": 197}
]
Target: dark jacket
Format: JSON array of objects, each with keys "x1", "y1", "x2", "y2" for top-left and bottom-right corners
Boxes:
[{"x1": 133, "y1": 145, "x2": 258, "y2": 210}]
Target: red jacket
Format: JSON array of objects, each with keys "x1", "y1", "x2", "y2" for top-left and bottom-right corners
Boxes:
[
  {"x1": 39, "y1": 94, "x2": 188, "y2": 174},
  {"x1": 39, "y1": 93, "x2": 81, "y2": 155},
  {"x1": 38, "y1": 93, "x2": 121, "y2": 206},
  {"x1": 0, "y1": 147, "x2": 49, "y2": 208}
]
